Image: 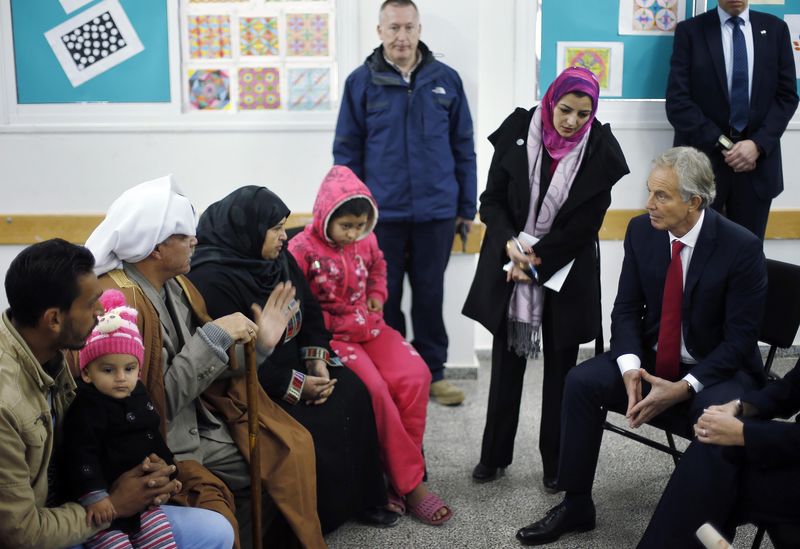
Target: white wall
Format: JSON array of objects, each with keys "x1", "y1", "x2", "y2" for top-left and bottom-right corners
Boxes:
[{"x1": 1, "y1": 0, "x2": 798, "y2": 366}]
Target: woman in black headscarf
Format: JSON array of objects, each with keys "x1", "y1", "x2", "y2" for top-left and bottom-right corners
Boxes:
[{"x1": 187, "y1": 186, "x2": 389, "y2": 534}]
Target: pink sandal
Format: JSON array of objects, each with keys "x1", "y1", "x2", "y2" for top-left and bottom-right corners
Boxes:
[
  {"x1": 386, "y1": 489, "x2": 406, "y2": 515},
  {"x1": 407, "y1": 492, "x2": 452, "y2": 526}
]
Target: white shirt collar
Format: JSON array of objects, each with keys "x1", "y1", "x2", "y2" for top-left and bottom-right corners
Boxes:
[
  {"x1": 718, "y1": 5, "x2": 751, "y2": 26},
  {"x1": 383, "y1": 50, "x2": 421, "y2": 83},
  {"x1": 669, "y1": 209, "x2": 705, "y2": 248}
]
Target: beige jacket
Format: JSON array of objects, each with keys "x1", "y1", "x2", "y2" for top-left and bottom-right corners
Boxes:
[{"x1": 0, "y1": 312, "x2": 97, "y2": 549}]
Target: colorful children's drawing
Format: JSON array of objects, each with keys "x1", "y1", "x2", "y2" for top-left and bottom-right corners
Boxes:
[
  {"x1": 565, "y1": 47, "x2": 611, "y2": 89},
  {"x1": 620, "y1": 0, "x2": 685, "y2": 35},
  {"x1": 241, "y1": 17, "x2": 279, "y2": 56},
  {"x1": 288, "y1": 67, "x2": 330, "y2": 110},
  {"x1": 557, "y1": 41, "x2": 624, "y2": 96},
  {"x1": 239, "y1": 67, "x2": 280, "y2": 110},
  {"x1": 188, "y1": 15, "x2": 231, "y2": 59},
  {"x1": 188, "y1": 69, "x2": 230, "y2": 110},
  {"x1": 286, "y1": 13, "x2": 329, "y2": 56}
]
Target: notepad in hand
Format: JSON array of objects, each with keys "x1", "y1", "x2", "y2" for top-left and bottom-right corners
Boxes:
[{"x1": 502, "y1": 232, "x2": 574, "y2": 292}]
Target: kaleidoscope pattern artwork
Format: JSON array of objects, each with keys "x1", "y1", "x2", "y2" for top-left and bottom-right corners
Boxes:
[
  {"x1": 239, "y1": 67, "x2": 280, "y2": 109},
  {"x1": 188, "y1": 69, "x2": 230, "y2": 110},
  {"x1": 188, "y1": 15, "x2": 232, "y2": 59},
  {"x1": 288, "y1": 68, "x2": 330, "y2": 110},
  {"x1": 632, "y1": 0, "x2": 678, "y2": 32},
  {"x1": 565, "y1": 47, "x2": 611, "y2": 89},
  {"x1": 240, "y1": 17, "x2": 279, "y2": 56},
  {"x1": 286, "y1": 13, "x2": 329, "y2": 56}
]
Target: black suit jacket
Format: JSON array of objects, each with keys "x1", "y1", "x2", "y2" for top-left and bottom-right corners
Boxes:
[
  {"x1": 742, "y1": 357, "x2": 800, "y2": 469},
  {"x1": 462, "y1": 107, "x2": 629, "y2": 346},
  {"x1": 610, "y1": 209, "x2": 766, "y2": 387},
  {"x1": 666, "y1": 9, "x2": 798, "y2": 199}
]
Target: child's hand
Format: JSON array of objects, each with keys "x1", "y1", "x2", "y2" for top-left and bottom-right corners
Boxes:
[
  {"x1": 367, "y1": 297, "x2": 384, "y2": 312},
  {"x1": 86, "y1": 498, "x2": 116, "y2": 527}
]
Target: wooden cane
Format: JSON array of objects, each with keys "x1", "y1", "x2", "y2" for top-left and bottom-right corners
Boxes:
[{"x1": 245, "y1": 339, "x2": 262, "y2": 546}]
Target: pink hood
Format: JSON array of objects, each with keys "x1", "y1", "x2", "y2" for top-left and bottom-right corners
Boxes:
[{"x1": 311, "y1": 165, "x2": 378, "y2": 245}]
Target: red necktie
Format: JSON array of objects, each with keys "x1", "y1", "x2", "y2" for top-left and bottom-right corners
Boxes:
[{"x1": 655, "y1": 240, "x2": 685, "y2": 380}]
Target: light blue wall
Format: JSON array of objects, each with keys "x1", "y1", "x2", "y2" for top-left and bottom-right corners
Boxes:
[{"x1": 11, "y1": 0, "x2": 170, "y2": 103}]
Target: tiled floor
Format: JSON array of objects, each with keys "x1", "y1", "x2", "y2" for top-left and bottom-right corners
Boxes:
[{"x1": 323, "y1": 354, "x2": 795, "y2": 548}]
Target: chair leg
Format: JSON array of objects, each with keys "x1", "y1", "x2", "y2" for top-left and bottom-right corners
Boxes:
[
  {"x1": 751, "y1": 526, "x2": 766, "y2": 549},
  {"x1": 665, "y1": 432, "x2": 680, "y2": 467}
]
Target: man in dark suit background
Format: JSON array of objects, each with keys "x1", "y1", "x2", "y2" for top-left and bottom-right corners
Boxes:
[
  {"x1": 639, "y1": 356, "x2": 800, "y2": 548},
  {"x1": 515, "y1": 146, "x2": 767, "y2": 546},
  {"x1": 666, "y1": 0, "x2": 798, "y2": 240}
]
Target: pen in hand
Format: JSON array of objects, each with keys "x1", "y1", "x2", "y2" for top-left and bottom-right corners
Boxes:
[{"x1": 511, "y1": 236, "x2": 539, "y2": 281}]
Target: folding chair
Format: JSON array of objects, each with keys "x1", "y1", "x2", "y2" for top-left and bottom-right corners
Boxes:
[
  {"x1": 603, "y1": 258, "x2": 800, "y2": 472},
  {"x1": 747, "y1": 260, "x2": 800, "y2": 549}
]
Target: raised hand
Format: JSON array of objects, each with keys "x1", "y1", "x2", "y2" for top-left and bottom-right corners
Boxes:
[{"x1": 251, "y1": 282, "x2": 298, "y2": 350}]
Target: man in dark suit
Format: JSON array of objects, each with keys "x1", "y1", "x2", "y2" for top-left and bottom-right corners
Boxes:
[
  {"x1": 639, "y1": 356, "x2": 800, "y2": 548},
  {"x1": 666, "y1": 0, "x2": 798, "y2": 240},
  {"x1": 515, "y1": 146, "x2": 767, "y2": 546}
]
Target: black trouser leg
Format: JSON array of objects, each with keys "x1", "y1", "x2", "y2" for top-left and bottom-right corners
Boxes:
[
  {"x1": 539, "y1": 298, "x2": 580, "y2": 480},
  {"x1": 479, "y1": 319, "x2": 527, "y2": 468}
]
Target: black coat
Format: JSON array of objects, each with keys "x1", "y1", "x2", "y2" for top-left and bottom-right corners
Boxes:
[
  {"x1": 462, "y1": 107, "x2": 629, "y2": 347},
  {"x1": 60, "y1": 380, "x2": 174, "y2": 531}
]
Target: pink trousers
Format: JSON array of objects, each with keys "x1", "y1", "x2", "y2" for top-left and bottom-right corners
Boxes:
[{"x1": 331, "y1": 327, "x2": 432, "y2": 496}]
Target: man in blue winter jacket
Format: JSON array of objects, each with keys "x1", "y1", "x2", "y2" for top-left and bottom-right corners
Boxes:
[{"x1": 333, "y1": 0, "x2": 477, "y2": 406}]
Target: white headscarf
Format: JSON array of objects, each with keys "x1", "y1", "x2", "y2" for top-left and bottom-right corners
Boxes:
[{"x1": 86, "y1": 175, "x2": 197, "y2": 275}]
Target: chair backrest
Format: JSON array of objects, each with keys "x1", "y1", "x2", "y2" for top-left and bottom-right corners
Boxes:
[
  {"x1": 286, "y1": 225, "x2": 305, "y2": 241},
  {"x1": 761, "y1": 259, "x2": 800, "y2": 347}
]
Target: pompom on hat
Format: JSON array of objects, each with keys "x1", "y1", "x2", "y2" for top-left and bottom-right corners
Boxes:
[{"x1": 79, "y1": 289, "x2": 145, "y2": 371}]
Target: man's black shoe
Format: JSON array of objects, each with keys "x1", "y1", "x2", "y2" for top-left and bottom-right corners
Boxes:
[
  {"x1": 542, "y1": 476, "x2": 562, "y2": 494},
  {"x1": 472, "y1": 462, "x2": 503, "y2": 483},
  {"x1": 516, "y1": 501, "x2": 596, "y2": 545},
  {"x1": 356, "y1": 506, "x2": 400, "y2": 528}
]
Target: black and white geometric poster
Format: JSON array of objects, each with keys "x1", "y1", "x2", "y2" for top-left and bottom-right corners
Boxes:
[{"x1": 44, "y1": 0, "x2": 144, "y2": 87}]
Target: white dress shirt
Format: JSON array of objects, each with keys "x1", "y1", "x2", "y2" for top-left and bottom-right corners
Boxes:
[
  {"x1": 617, "y1": 210, "x2": 706, "y2": 393},
  {"x1": 718, "y1": 6, "x2": 754, "y2": 101}
]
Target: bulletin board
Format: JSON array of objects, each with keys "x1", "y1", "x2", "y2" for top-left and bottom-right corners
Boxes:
[
  {"x1": 539, "y1": 0, "x2": 695, "y2": 99},
  {"x1": 540, "y1": 0, "x2": 800, "y2": 99},
  {"x1": 11, "y1": 0, "x2": 170, "y2": 104}
]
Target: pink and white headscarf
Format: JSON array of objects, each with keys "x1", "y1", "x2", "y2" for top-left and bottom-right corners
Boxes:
[{"x1": 507, "y1": 67, "x2": 600, "y2": 358}]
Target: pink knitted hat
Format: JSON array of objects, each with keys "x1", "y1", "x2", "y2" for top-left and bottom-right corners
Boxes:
[{"x1": 79, "y1": 289, "x2": 145, "y2": 370}]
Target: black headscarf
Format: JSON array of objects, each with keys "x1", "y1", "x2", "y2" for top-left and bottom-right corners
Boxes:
[{"x1": 190, "y1": 185, "x2": 291, "y2": 318}]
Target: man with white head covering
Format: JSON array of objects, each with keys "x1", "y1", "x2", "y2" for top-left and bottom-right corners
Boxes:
[
  {"x1": 84, "y1": 176, "x2": 325, "y2": 549},
  {"x1": 87, "y1": 175, "x2": 200, "y2": 274}
]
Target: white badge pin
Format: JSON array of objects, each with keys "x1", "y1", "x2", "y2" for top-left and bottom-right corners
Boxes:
[
  {"x1": 516, "y1": 138, "x2": 524, "y2": 146},
  {"x1": 432, "y1": 86, "x2": 446, "y2": 94}
]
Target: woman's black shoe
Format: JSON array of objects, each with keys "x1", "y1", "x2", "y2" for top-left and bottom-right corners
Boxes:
[
  {"x1": 355, "y1": 506, "x2": 400, "y2": 528},
  {"x1": 472, "y1": 462, "x2": 503, "y2": 483}
]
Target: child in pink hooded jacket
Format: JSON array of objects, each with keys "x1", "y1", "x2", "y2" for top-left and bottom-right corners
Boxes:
[{"x1": 289, "y1": 166, "x2": 452, "y2": 526}]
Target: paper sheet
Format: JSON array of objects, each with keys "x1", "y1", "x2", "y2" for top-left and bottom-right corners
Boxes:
[
  {"x1": 618, "y1": 0, "x2": 687, "y2": 36},
  {"x1": 502, "y1": 232, "x2": 575, "y2": 293},
  {"x1": 556, "y1": 41, "x2": 624, "y2": 97}
]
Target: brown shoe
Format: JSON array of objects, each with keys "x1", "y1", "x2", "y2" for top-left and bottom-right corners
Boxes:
[{"x1": 430, "y1": 380, "x2": 464, "y2": 406}]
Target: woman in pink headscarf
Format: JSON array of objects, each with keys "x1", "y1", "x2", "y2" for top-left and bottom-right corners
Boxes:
[{"x1": 463, "y1": 67, "x2": 629, "y2": 489}]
